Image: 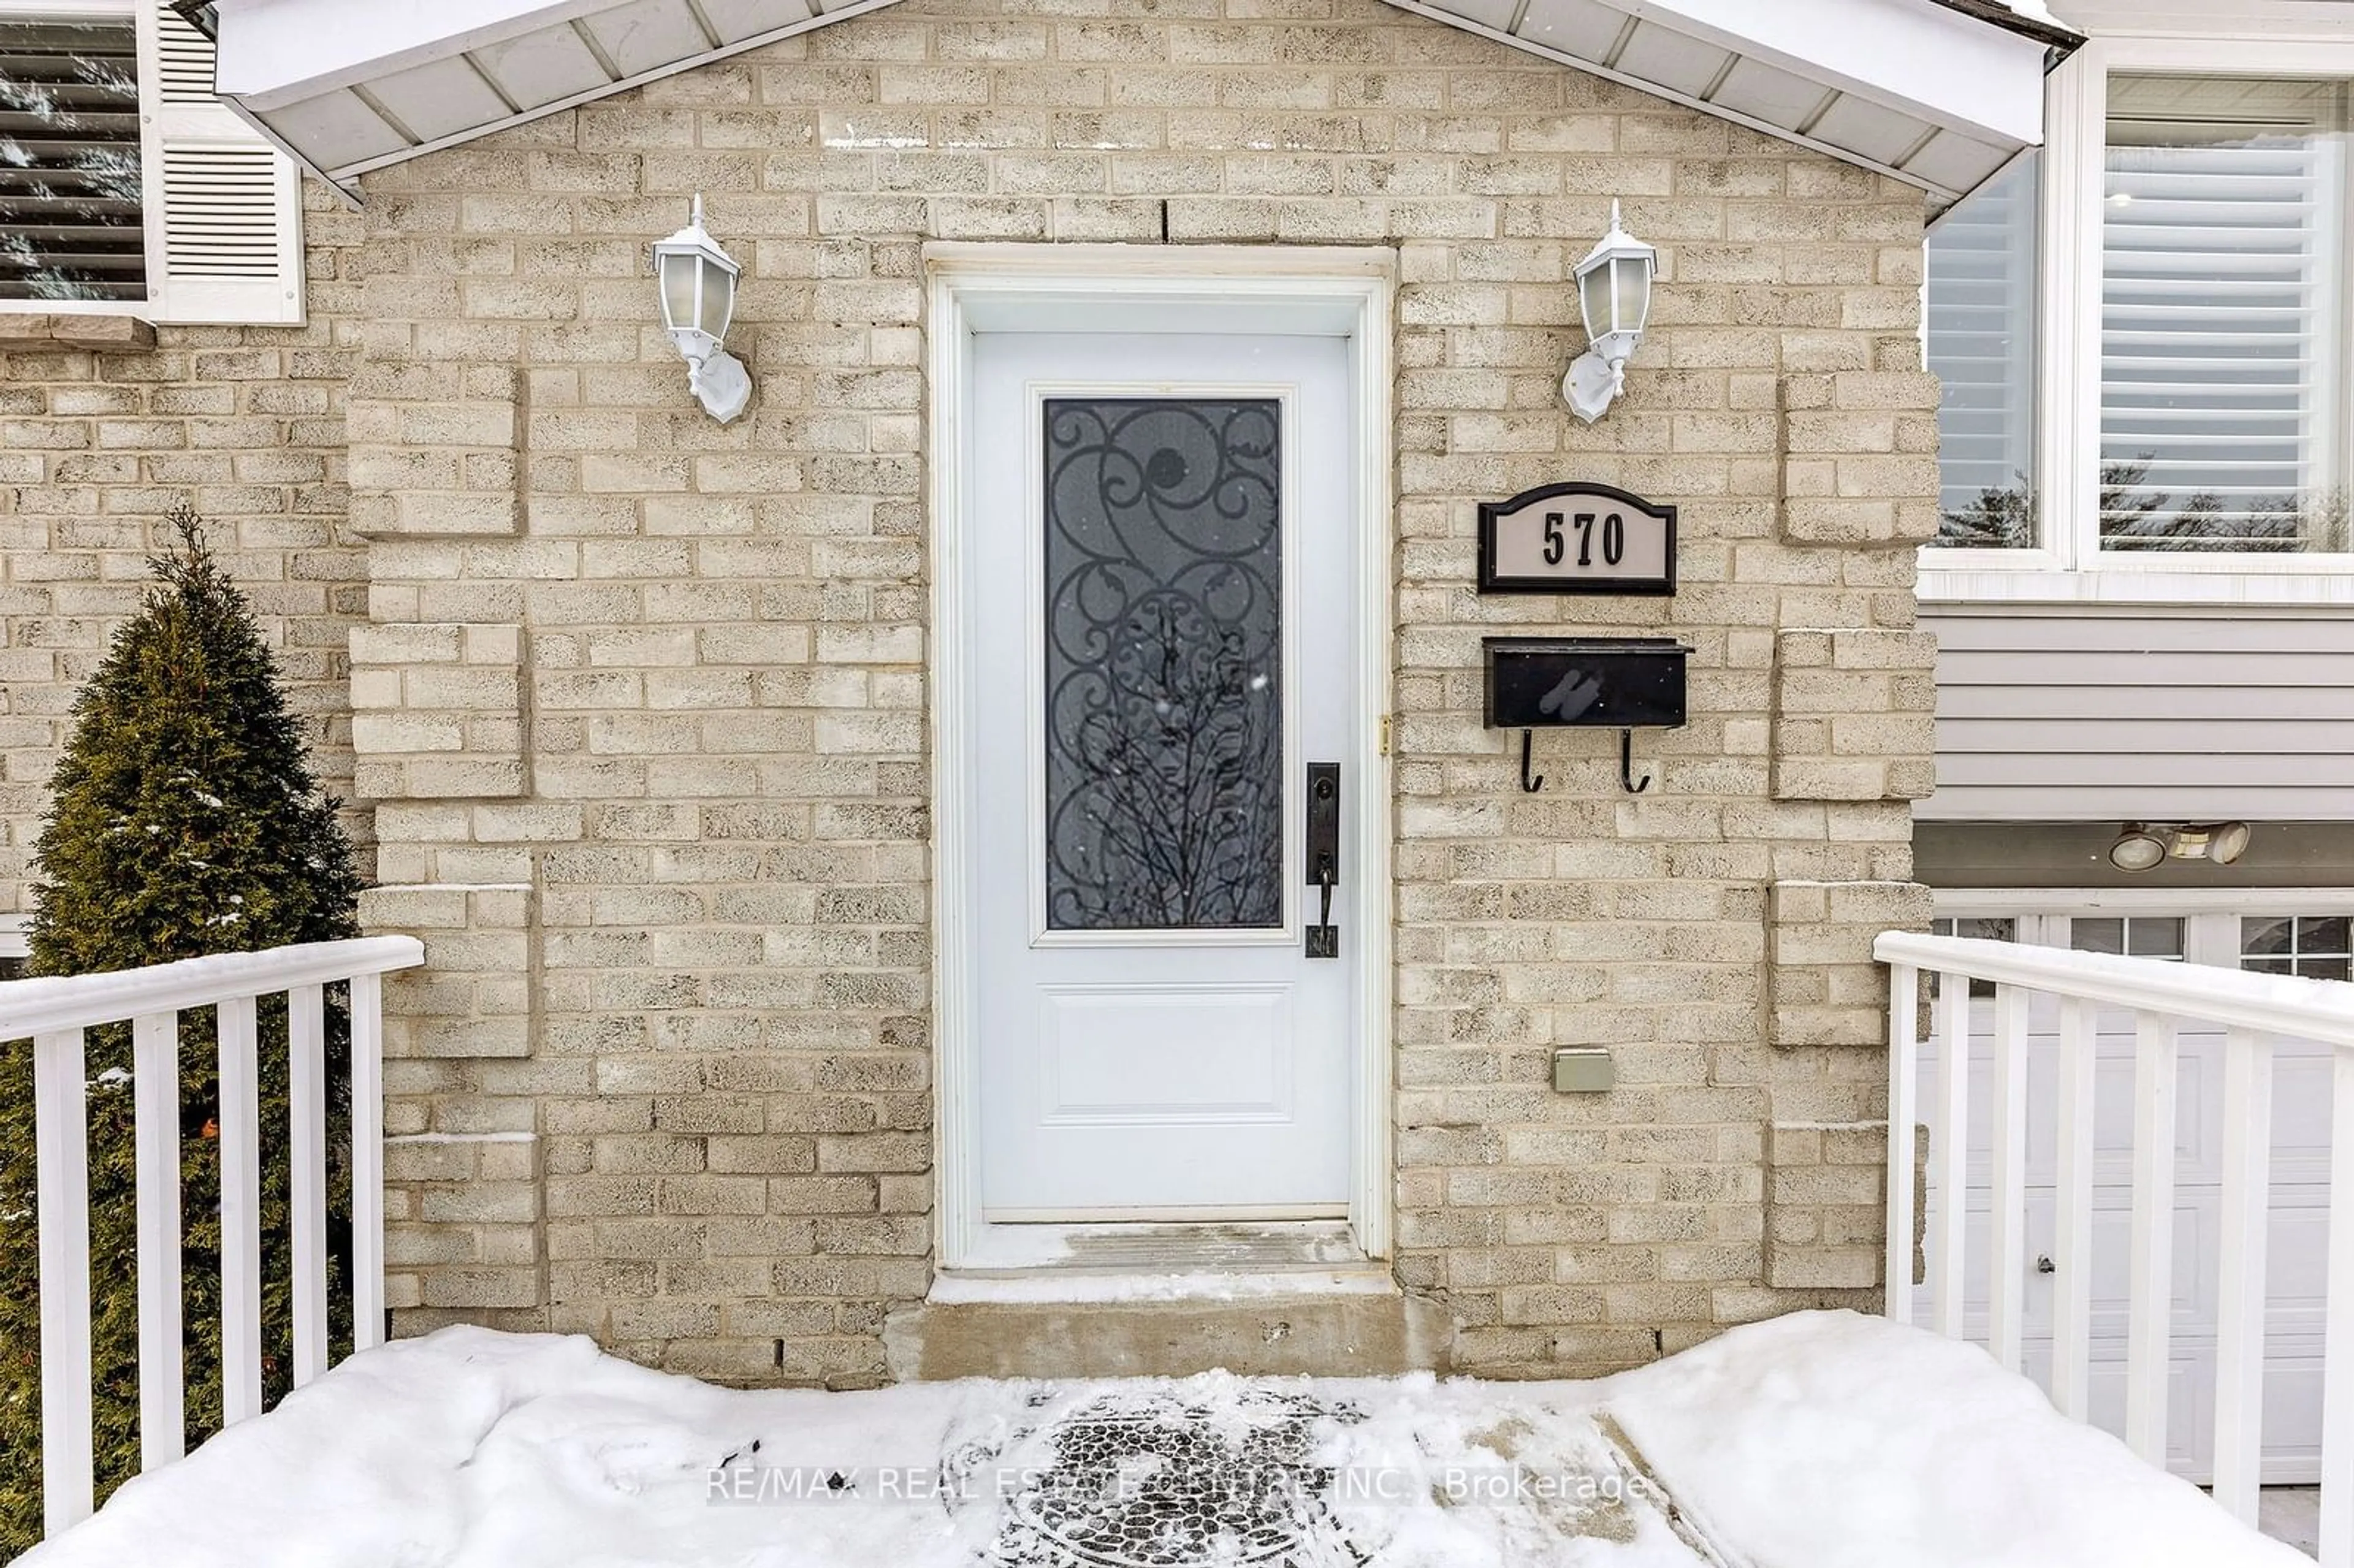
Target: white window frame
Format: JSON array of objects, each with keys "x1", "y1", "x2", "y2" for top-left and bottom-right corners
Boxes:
[
  {"x1": 0, "y1": 0, "x2": 155, "y2": 317},
  {"x1": 0, "y1": 0, "x2": 303, "y2": 324},
  {"x1": 1921, "y1": 32, "x2": 2354, "y2": 607},
  {"x1": 1933, "y1": 886, "x2": 2354, "y2": 969}
]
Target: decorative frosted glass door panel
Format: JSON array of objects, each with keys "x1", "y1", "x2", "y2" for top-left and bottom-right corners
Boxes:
[
  {"x1": 1042, "y1": 397, "x2": 1285, "y2": 934},
  {"x1": 969, "y1": 333, "x2": 1352, "y2": 1219}
]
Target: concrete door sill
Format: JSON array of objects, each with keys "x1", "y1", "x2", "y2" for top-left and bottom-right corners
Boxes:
[
  {"x1": 939, "y1": 1219, "x2": 1382, "y2": 1304},
  {"x1": 928, "y1": 1267, "x2": 1398, "y2": 1306}
]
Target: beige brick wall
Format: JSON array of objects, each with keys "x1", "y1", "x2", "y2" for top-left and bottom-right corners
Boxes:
[
  {"x1": 0, "y1": 184, "x2": 373, "y2": 907},
  {"x1": 0, "y1": 0, "x2": 1940, "y2": 1383}
]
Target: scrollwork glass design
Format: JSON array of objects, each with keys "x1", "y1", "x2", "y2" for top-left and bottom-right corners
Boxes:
[{"x1": 1043, "y1": 397, "x2": 1282, "y2": 931}]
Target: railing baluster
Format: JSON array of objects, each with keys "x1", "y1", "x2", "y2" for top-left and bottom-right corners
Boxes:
[
  {"x1": 2212, "y1": 1027, "x2": 2272, "y2": 1527},
  {"x1": 1989, "y1": 982, "x2": 2029, "y2": 1372},
  {"x1": 1884, "y1": 962, "x2": 1919, "y2": 1325},
  {"x1": 216, "y1": 994, "x2": 264, "y2": 1425},
  {"x1": 2322, "y1": 1046, "x2": 2354, "y2": 1568},
  {"x1": 2051, "y1": 994, "x2": 2097, "y2": 1423},
  {"x1": 1, "y1": 934, "x2": 424, "y2": 1538},
  {"x1": 132, "y1": 1011, "x2": 184, "y2": 1469},
  {"x1": 33, "y1": 1027, "x2": 93, "y2": 1536},
  {"x1": 350, "y1": 971, "x2": 386, "y2": 1352},
  {"x1": 1932, "y1": 970, "x2": 1970, "y2": 1340},
  {"x1": 1872, "y1": 930, "x2": 2354, "y2": 1540},
  {"x1": 289, "y1": 985, "x2": 328, "y2": 1388},
  {"x1": 2125, "y1": 1008, "x2": 2179, "y2": 1466}
]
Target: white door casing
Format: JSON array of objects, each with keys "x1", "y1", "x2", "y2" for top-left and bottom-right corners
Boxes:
[{"x1": 925, "y1": 245, "x2": 1395, "y2": 1271}]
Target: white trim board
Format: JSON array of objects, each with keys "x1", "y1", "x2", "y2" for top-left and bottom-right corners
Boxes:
[
  {"x1": 923, "y1": 243, "x2": 1397, "y2": 1274},
  {"x1": 1935, "y1": 888, "x2": 2354, "y2": 918}
]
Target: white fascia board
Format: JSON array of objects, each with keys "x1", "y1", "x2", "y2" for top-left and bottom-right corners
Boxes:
[
  {"x1": 213, "y1": 0, "x2": 611, "y2": 104},
  {"x1": 1631, "y1": 0, "x2": 2057, "y2": 147}
]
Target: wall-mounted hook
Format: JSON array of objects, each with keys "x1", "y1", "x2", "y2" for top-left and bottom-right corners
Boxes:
[
  {"x1": 1620, "y1": 729, "x2": 1651, "y2": 794},
  {"x1": 1520, "y1": 729, "x2": 1544, "y2": 793}
]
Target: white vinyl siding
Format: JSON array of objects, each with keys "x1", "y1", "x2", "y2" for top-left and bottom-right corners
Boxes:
[
  {"x1": 1922, "y1": 606, "x2": 2354, "y2": 821},
  {"x1": 2099, "y1": 75, "x2": 2350, "y2": 553},
  {"x1": 0, "y1": 0, "x2": 303, "y2": 325},
  {"x1": 1927, "y1": 152, "x2": 2040, "y2": 546}
]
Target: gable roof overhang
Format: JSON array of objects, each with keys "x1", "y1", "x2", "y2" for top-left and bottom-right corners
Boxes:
[
  {"x1": 212, "y1": 0, "x2": 908, "y2": 197},
  {"x1": 213, "y1": 0, "x2": 2076, "y2": 211},
  {"x1": 1379, "y1": 0, "x2": 2079, "y2": 216}
]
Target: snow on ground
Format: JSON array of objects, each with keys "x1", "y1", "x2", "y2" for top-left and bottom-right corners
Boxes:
[{"x1": 21, "y1": 1309, "x2": 2309, "y2": 1568}]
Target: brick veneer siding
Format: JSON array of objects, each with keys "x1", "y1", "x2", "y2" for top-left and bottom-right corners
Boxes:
[
  {"x1": 0, "y1": 0, "x2": 1940, "y2": 1383},
  {"x1": 0, "y1": 185, "x2": 373, "y2": 907}
]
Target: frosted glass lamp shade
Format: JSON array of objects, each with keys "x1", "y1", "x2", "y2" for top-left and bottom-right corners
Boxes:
[
  {"x1": 660, "y1": 251, "x2": 701, "y2": 342},
  {"x1": 1578, "y1": 262, "x2": 1613, "y2": 346},
  {"x1": 1612, "y1": 253, "x2": 1651, "y2": 334},
  {"x1": 698, "y1": 260, "x2": 734, "y2": 341}
]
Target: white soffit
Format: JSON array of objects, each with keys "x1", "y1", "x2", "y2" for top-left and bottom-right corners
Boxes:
[
  {"x1": 211, "y1": 0, "x2": 904, "y2": 192},
  {"x1": 211, "y1": 0, "x2": 2075, "y2": 208},
  {"x1": 1379, "y1": 0, "x2": 2082, "y2": 213}
]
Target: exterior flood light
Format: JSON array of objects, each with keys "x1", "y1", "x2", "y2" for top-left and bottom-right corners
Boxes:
[
  {"x1": 2108, "y1": 827, "x2": 2167, "y2": 872},
  {"x1": 2108, "y1": 821, "x2": 2252, "y2": 872},
  {"x1": 1563, "y1": 199, "x2": 1657, "y2": 424},
  {"x1": 652, "y1": 194, "x2": 750, "y2": 424},
  {"x1": 2171, "y1": 821, "x2": 2252, "y2": 865}
]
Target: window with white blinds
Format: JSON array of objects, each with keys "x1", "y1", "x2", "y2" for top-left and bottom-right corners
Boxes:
[
  {"x1": 1927, "y1": 153, "x2": 2041, "y2": 548},
  {"x1": 0, "y1": 16, "x2": 145, "y2": 302},
  {"x1": 2100, "y1": 75, "x2": 2351, "y2": 554},
  {"x1": 0, "y1": 1, "x2": 303, "y2": 324}
]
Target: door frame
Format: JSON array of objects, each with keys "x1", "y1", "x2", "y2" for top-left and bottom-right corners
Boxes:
[{"x1": 924, "y1": 242, "x2": 1396, "y2": 1271}]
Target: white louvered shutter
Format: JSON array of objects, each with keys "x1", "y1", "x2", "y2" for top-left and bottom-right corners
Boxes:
[
  {"x1": 2098, "y1": 76, "x2": 2348, "y2": 552},
  {"x1": 143, "y1": 0, "x2": 303, "y2": 324},
  {"x1": 1925, "y1": 153, "x2": 2040, "y2": 522}
]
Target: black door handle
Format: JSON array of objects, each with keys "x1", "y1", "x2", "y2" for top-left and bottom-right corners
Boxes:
[{"x1": 1306, "y1": 763, "x2": 1339, "y2": 958}]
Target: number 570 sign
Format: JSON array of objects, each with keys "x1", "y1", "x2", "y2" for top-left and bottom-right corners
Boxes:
[{"x1": 1476, "y1": 482, "x2": 1677, "y2": 596}]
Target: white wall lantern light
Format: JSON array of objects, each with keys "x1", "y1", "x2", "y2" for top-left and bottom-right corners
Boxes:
[
  {"x1": 652, "y1": 194, "x2": 750, "y2": 424},
  {"x1": 1563, "y1": 200, "x2": 1658, "y2": 424}
]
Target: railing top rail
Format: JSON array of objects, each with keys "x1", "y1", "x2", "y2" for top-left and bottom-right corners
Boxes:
[
  {"x1": 1875, "y1": 931, "x2": 2354, "y2": 1049},
  {"x1": 0, "y1": 936, "x2": 425, "y2": 1042}
]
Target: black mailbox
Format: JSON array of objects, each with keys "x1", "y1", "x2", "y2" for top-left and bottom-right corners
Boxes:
[
  {"x1": 1484, "y1": 637, "x2": 1691, "y2": 730},
  {"x1": 1485, "y1": 637, "x2": 1690, "y2": 793}
]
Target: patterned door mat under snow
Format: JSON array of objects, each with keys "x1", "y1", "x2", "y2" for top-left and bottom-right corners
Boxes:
[
  {"x1": 20, "y1": 1311, "x2": 2312, "y2": 1568},
  {"x1": 942, "y1": 1385, "x2": 1715, "y2": 1567}
]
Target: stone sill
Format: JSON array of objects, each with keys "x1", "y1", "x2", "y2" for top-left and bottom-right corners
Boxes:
[{"x1": 0, "y1": 313, "x2": 158, "y2": 350}]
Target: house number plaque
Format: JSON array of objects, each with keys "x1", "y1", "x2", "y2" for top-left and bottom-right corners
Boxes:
[{"x1": 1476, "y1": 482, "x2": 1676, "y2": 596}]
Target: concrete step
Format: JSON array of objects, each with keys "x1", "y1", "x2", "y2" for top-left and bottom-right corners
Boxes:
[{"x1": 884, "y1": 1274, "x2": 1453, "y2": 1379}]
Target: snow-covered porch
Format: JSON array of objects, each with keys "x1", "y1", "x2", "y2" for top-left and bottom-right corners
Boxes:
[
  {"x1": 9, "y1": 1309, "x2": 2321, "y2": 1567},
  {"x1": 4, "y1": 931, "x2": 2350, "y2": 1564}
]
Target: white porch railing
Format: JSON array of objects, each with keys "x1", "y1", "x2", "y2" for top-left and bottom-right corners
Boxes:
[
  {"x1": 1878, "y1": 931, "x2": 2353, "y2": 1566},
  {"x1": 0, "y1": 937, "x2": 424, "y2": 1538}
]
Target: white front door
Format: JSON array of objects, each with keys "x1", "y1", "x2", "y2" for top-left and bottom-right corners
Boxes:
[{"x1": 966, "y1": 329, "x2": 1357, "y2": 1220}]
